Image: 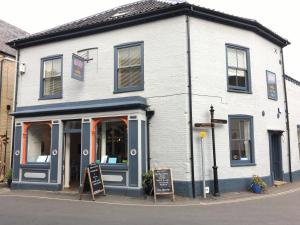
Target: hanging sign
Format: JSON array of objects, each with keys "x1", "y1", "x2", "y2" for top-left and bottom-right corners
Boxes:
[
  {"x1": 153, "y1": 168, "x2": 175, "y2": 202},
  {"x1": 79, "y1": 164, "x2": 105, "y2": 201},
  {"x1": 72, "y1": 54, "x2": 85, "y2": 81}
]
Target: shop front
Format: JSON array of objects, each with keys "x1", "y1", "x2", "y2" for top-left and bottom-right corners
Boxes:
[{"x1": 11, "y1": 96, "x2": 148, "y2": 196}]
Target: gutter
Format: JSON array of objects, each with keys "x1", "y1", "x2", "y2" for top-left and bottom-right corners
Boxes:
[
  {"x1": 0, "y1": 59, "x2": 3, "y2": 112},
  {"x1": 186, "y1": 14, "x2": 196, "y2": 198},
  {"x1": 281, "y1": 48, "x2": 293, "y2": 182},
  {"x1": 11, "y1": 49, "x2": 20, "y2": 168},
  {"x1": 146, "y1": 110, "x2": 155, "y2": 171}
]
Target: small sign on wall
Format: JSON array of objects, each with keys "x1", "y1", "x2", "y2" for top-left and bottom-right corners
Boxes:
[{"x1": 72, "y1": 54, "x2": 85, "y2": 81}]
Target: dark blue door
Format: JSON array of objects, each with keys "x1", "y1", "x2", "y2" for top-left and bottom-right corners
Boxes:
[{"x1": 270, "y1": 133, "x2": 283, "y2": 181}]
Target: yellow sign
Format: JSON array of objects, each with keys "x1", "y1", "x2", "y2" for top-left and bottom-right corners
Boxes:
[{"x1": 199, "y1": 131, "x2": 207, "y2": 138}]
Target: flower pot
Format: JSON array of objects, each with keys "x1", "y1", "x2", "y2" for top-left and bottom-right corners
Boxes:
[
  {"x1": 251, "y1": 183, "x2": 262, "y2": 193},
  {"x1": 143, "y1": 182, "x2": 153, "y2": 195},
  {"x1": 7, "y1": 178, "x2": 12, "y2": 188}
]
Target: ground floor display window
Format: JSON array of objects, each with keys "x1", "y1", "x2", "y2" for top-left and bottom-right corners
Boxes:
[
  {"x1": 22, "y1": 122, "x2": 52, "y2": 164},
  {"x1": 96, "y1": 119, "x2": 128, "y2": 164}
]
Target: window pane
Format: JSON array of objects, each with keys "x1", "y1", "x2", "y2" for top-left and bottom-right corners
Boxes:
[
  {"x1": 236, "y1": 70, "x2": 246, "y2": 87},
  {"x1": 231, "y1": 120, "x2": 240, "y2": 139},
  {"x1": 129, "y1": 46, "x2": 141, "y2": 66},
  {"x1": 231, "y1": 140, "x2": 240, "y2": 160},
  {"x1": 27, "y1": 124, "x2": 51, "y2": 163},
  {"x1": 52, "y1": 58, "x2": 62, "y2": 76},
  {"x1": 228, "y1": 68, "x2": 237, "y2": 86},
  {"x1": 44, "y1": 77, "x2": 62, "y2": 96},
  {"x1": 96, "y1": 121, "x2": 128, "y2": 163},
  {"x1": 227, "y1": 48, "x2": 237, "y2": 67},
  {"x1": 237, "y1": 49, "x2": 247, "y2": 69},
  {"x1": 118, "y1": 67, "x2": 142, "y2": 89},
  {"x1": 44, "y1": 60, "x2": 53, "y2": 78},
  {"x1": 241, "y1": 140, "x2": 251, "y2": 160},
  {"x1": 118, "y1": 48, "x2": 130, "y2": 67},
  {"x1": 242, "y1": 120, "x2": 250, "y2": 140}
]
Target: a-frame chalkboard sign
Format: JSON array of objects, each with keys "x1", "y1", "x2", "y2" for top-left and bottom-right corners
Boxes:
[
  {"x1": 153, "y1": 168, "x2": 175, "y2": 202},
  {"x1": 79, "y1": 164, "x2": 105, "y2": 201}
]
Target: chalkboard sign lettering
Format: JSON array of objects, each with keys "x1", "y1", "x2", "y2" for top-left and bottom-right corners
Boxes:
[
  {"x1": 153, "y1": 168, "x2": 175, "y2": 202},
  {"x1": 80, "y1": 164, "x2": 105, "y2": 201}
]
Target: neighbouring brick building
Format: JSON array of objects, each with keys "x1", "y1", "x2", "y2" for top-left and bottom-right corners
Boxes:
[
  {"x1": 6, "y1": 0, "x2": 300, "y2": 197},
  {"x1": 0, "y1": 19, "x2": 28, "y2": 178}
]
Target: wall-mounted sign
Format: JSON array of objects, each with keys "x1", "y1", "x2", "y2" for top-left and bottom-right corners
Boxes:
[
  {"x1": 72, "y1": 54, "x2": 85, "y2": 81},
  {"x1": 266, "y1": 71, "x2": 278, "y2": 100}
]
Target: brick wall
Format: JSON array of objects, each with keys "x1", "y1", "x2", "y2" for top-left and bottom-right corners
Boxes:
[{"x1": 0, "y1": 53, "x2": 15, "y2": 175}]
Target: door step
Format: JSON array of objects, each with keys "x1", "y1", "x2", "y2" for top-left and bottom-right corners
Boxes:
[{"x1": 274, "y1": 180, "x2": 287, "y2": 187}]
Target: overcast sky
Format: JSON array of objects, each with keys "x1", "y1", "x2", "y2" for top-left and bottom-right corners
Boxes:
[{"x1": 1, "y1": 0, "x2": 299, "y2": 78}]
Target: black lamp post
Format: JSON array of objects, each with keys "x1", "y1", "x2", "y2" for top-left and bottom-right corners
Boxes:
[{"x1": 210, "y1": 105, "x2": 220, "y2": 196}]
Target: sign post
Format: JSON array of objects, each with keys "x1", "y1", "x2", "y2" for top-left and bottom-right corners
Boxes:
[
  {"x1": 153, "y1": 168, "x2": 175, "y2": 202},
  {"x1": 199, "y1": 131, "x2": 207, "y2": 198},
  {"x1": 79, "y1": 164, "x2": 105, "y2": 201}
]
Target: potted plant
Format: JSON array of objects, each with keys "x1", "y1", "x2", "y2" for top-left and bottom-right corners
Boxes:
[
  {"x1": 5, "y1": 169, "x2": 12, "y2": 188},
  {"x1": 142, "y1": 170, "x2": 153, "y2": 195},
  {"x1": 250, "y1": 175, "x2": 267, "y2": 193}
]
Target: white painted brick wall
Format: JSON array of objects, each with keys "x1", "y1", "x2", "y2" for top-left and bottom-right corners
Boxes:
[
  {"x1": 286, "y1": 80, "x2": 300, "y2": 173},
  {"x1": 189, "y1": 18, "x2": 290, "y2": 181},
  {"x1": 17, "y1": 16, "x2": 191, "y2": 182}
]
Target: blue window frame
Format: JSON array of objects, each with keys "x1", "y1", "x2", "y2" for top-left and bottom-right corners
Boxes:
[
  {"x1": 228, "y1": 115, "x2": 255, "y2": 166},
  {"x1": 226, "y1": 44, "x2": 251, "y2": 93},
  {"x1": 266, "y1": 70, "x2": 278, "y2": 100},
  {"x1": 114, "y1": 42, "x2": 144, "y2": 93},
  {"x1": 40, "y1": 55, "x2": 63, "y2": 99}
]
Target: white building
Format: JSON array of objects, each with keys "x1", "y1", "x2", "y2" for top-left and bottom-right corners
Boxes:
[{"x1": 7, "y1": 0, "x2": 298, "y2": 197}]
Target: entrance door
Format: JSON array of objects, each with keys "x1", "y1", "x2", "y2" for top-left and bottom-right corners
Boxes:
[
  {"x1": 63, "y1": 120, "x2": 82, "y2": 190},
  {"x1": 269, "y1": 132, "x2": 283, "y2": 181}
]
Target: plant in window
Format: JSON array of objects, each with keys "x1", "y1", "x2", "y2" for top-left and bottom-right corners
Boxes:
[
  {"x1": 142, "y1": 170, "x2": 153, "y2": 196},
  {"x1": 249, "y1": 175, "x2": 267, "y2": 193}
]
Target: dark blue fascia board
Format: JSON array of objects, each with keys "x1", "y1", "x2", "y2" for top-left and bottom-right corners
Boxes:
[
  {"x1": 12, "y1": 96, "x2": 148, "y2": 118},
  {"x1": 8, "y1": 3, "x2": 289, "y2": 49}
]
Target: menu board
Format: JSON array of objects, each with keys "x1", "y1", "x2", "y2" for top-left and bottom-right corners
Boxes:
[
  {"x1": 153, "y1": 168, "x2": 175, "y2": 202},
  {"x1": 80, "y1": 164, "x2": 105, "y2": 201}
]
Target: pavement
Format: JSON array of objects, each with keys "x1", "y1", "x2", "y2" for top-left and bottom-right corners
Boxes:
[
  {"x1": 0, "y1": 180, "x2": 300, "y2": 206},
  {"x1": 0, "y1": 183, "x2": 300, "y2": 225},
  {"x1": 1, "y1": 182, "x2": 300, "y2": 225}
]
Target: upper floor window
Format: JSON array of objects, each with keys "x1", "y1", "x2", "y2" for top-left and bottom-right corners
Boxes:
[
  {"x1": 114, "y1": 42, "x2": 144, "y2": 93},
  {"x1": 226, "y1": 44, "x2": 251, "y2": 93},
  {"x1": 229, "y1": 115, "x2": 255, "y2": 166},
  {"x1": 40, "y1": 55, "x2": 63, "y2": 99},
  {"x1": 266, "y1": 70, "x2": 278, "y2": 100}
]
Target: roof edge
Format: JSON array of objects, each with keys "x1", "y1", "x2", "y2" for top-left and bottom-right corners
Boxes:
[
  {"x1": 284, "y1": 75, "x2": 300, "y2": 87},
  {"x1": 7, "y1": 2, "x2": 290, "y2": 49}
]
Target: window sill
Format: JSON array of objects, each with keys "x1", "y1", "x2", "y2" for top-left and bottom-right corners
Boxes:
[
  {"x1": 227, "y1": 89, "x2": 252, "y2": 94},
  {"x1": 114, "y1": 87, "x2": 144, "y2": 94},
  {"x1": 231, "y1": 162, "x2": 256, "y2": 167},
  {"x1": 100, "y1": 163, "x2": 128, "y2": 171},
  {"x1": 20, "y1": 163, "x2": 50, "y2": 169},
  {"x1": 39, "y1": 95, "x2": 62, "y2": 100}
]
